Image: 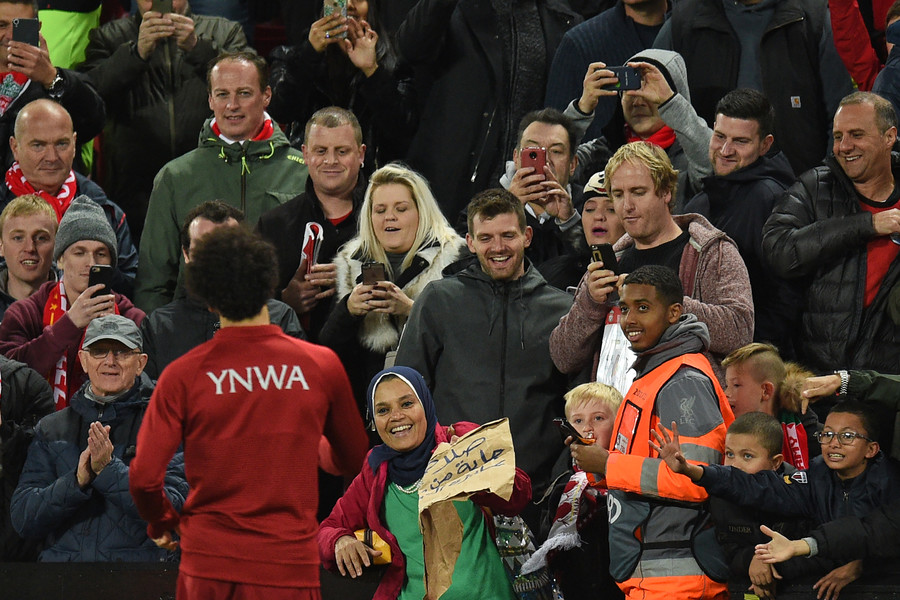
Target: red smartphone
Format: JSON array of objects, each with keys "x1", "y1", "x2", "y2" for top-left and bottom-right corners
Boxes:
[
  {"x1": 520, "y1": 146, "x2": 546, "y2": 177},
  {"x1": 361, "y1": 262, "x2": 386, "y2": 285}
]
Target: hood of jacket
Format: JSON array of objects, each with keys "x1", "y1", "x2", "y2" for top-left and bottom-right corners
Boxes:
[
  {"x1": 701, "y1": 151, "x2": 795, "y2": 191},
  {"x1": 632, "y1": 313, "x2": 710, "y2": 377},
  {"x1": 628, "y1": 48, "x2": 691, "y2": 104}
]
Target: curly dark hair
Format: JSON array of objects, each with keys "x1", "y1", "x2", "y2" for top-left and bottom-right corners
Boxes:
[
  {"x1": 179, "y1": 200, "x2": 245, "y2": 255},
  {"x1": 185, "y1": 227, "x2": 277, "y2": 321}
]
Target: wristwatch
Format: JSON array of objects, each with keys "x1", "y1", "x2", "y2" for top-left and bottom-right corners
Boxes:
[
  {"x1": 46, "y1": 70, "x2": 65, "y2": 99},
  {"x1": 835, "y1": 369, "x2": 850, "y2": 396}
]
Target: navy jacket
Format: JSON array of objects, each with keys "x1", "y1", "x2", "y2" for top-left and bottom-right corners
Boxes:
[{"x1": 10, "y1": 376, "x2": 187, "y2": 562}]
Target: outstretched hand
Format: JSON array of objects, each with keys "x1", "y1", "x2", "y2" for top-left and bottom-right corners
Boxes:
[
  {"x1": 755, "y1": 524, "x2": 810, "y2": 564},
  {"x1": 649, "y1": 421, "x2": 702, "y2": 480}
]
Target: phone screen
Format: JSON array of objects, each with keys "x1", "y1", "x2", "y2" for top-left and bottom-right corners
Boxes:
[{"x1": 12, "y1": 18, "x2": 39, "y2": 47}]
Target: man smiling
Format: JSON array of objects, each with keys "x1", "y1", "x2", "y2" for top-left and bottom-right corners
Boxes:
[
  {"x1": 395, "y1": 189, "x2": 572, "y2": 531},
  {"x1": 135, "y1": 50, "x2": 308, "y2": 314},
  {"x1": 764, "y1": 91, "x2": 900, "y2": 375},
  {"x1": 257, "y1": 107, "x2": 366, "y2": 342}
]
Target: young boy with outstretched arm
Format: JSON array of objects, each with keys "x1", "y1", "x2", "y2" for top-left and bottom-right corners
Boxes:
[
  {"x1": 651, "y1": 402, "x2": 900, "y2": 600},
  {"x1": 707, "y1": 412, "x2": 815, "y2": 600}
]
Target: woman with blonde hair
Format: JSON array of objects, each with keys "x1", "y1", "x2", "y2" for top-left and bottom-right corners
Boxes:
[{"x1": 320, "y1": 163, "x2": 466, "y2": 418}]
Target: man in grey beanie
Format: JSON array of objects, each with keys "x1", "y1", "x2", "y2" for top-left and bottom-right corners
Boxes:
[{"x1": 0, "y1": 196, "x2": 145, "y2": 411}]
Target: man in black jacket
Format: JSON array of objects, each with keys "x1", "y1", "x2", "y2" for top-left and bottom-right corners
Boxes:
[
  {"x1": 684, "y1": 89, "x2": 801, "y2": 355},
  {"x1": 78, "y1": 0, "x2": 248, "y2": 242},
  {"x1": 256, "y1": 107, "x2": 366, "y2": 343},
  {"x1": 141, "y1": 201, "x2": 304, "y2": 381},
  {"x1": 763, "y1": 92, "x2": 900, "y2": 377}
]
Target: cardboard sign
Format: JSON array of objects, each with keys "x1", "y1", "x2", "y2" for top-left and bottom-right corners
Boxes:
[
  {"x1": 418, "y1": 418, "x2": 516, "y2": 599},
  {"x1": 418, "y1": 418, "x2": 515, "y2": 513}
]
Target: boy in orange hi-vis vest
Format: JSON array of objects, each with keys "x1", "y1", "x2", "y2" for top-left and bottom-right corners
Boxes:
[{"x1": 569, "y1": 264, "x2": 735, "y2": 600}]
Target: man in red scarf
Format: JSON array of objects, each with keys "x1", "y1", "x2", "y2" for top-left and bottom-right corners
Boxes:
[
  {"x1": 0, "y1": 196, "x2": 144, "y2": 410},
  {"x1": 0, "y1": 99, "x2": 138, "y2": 297},
  {"x1": 135, "y1": 50, "x2": 308, "y2": 314}
]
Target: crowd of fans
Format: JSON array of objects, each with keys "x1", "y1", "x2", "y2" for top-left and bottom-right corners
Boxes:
[{"x1": 2, "y1": 0, "x2": 900, "y2": 598}]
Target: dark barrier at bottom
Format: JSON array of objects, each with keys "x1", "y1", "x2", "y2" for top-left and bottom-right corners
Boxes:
[{"x1": 0, "y1": 563, "x2": 898, "y2": 599}]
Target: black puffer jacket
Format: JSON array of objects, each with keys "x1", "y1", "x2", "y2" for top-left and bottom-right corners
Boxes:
[
  {"x1": 0, "y1": 356, "x2": 53, "y2": 561},
  {"x1": 762, "y1": 153, "x2": 900, "y2": 374}
]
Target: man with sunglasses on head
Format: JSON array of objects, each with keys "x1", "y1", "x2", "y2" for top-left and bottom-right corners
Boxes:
[{"x1": 9, "y1": 314, "x2": 187, "y2": 561}]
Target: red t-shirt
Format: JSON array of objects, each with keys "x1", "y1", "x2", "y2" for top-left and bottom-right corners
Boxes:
[
  {"x1": 129, "y1": 325, "x2": 368, "y2": 588},
  {"x1": 858, "y1": 189, "x2": 900, "y2": 307}
]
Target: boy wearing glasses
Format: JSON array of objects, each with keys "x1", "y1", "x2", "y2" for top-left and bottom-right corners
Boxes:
[{"x1": 652, "y1": 401, "x2": 900, "y2": 600}]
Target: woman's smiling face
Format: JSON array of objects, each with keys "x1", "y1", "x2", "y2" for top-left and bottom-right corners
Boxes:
[
  {"x1": 373, "y1": 377, "x2": 427, "y2": 452},
  {"x1": 371, "y1": 183, "x2": 420, "y2": 254}
]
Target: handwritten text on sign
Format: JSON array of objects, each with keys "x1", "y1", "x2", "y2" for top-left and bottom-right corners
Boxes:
[{"x1": 418, "y1": 418, "x2": 515, "y2": 513}]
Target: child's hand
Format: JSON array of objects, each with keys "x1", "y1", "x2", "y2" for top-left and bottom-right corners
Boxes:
[
  {"x1": 813, "y1": 559, "x2": 862, "y2": 600},
  {"x1": 649, "y1": 421, "x2": 703, "y2": 481},
  {"x1": 755, "y1": 524, "x2": 810, "y2": 563},
  {"x1": 569, "y1": 442, "x2": 609, "y2": 475},
  {"x1": 749, "y1": 555, "x2": 775, "y2": 599}
]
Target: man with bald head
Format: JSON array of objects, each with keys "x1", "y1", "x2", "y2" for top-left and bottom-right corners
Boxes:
[
  {"x1": 0, "y1": 0, "x2": 105, "y2": 172},
  {"x1": 0, "y1": 99, "x2": 137, "y2": 296}
]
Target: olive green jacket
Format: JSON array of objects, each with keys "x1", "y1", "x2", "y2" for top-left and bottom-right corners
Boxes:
[{"x1": 134, "y1": 119, "x2": 307, "y2": 313}]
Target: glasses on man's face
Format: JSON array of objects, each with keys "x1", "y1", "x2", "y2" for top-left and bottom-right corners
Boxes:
[
  {"x1": 813, "y1": 430, "x2": 874, "y2": 446},
  {"x1": 85, "y1": 347, "x2": 140, "y2": 360}
]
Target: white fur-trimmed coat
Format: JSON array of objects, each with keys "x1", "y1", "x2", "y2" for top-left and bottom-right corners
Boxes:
[{"x1": 333, "y1": 235, "x2": 467, "y2": 353}]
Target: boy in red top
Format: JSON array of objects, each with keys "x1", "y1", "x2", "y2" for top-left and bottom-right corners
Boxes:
[
  {"x1": 569, "y1": 264, "x2": 734, "y2": 600},
  {"x1": 129, "y1": 227, "x2": 368, "y2": 599}
]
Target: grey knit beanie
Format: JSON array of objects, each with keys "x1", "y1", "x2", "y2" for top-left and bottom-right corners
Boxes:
[{"x1": 53, "y1": 196, "x2": 117, "y2": 264}]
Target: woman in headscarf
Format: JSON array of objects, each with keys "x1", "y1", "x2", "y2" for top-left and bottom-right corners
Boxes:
[{"x1": 318, "y1": 366, "x2": 531, "y2": 599}]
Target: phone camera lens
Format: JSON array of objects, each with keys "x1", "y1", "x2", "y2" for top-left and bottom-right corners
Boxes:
[{"x1": 528, "y1": 151, "x2": 537, "y2": 160}]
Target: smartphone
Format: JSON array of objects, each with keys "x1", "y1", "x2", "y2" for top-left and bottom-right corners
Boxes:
[
  {"x1": 361, "y1": 262, "x2": 386, "y2": 286},
  {"x1": 590, "y1": 243, "x2": 619, "y2": 274},
  {"x1": 323, "y1": 0, "x2": 348, "y2": 38},
  {"x1": 553, "y1": 418, "x2": 592, "y2": 445},
  {"x1": 520, "y1": 146, "x2": 546, "y2": 177},
  {"x1": 151, "y1": 0, "x2": 173, "y2": 13},
  {"x1": 602, "y1": 66, "x2": 642, "y2": 91},
  {"x1": 12, "y1": 18, "x2": 39, "y2": 47},
  {"x1": 89, "y1": 265, "x2": 114, "y2": 298}
]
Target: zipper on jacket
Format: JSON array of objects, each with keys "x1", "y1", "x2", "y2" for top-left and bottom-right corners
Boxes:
[
  {"x1": 498, "y1": 286, "x2": 508, "y2": 415},
  {"x1": 164, "y1": 40, "x2": 177, "y2": 158},
  {"x1": 240, "y1": 145, "x2": 248, "y2": 213},
  {"x1": 470, "y1": 108, "x2": 497, "y2": 183}
]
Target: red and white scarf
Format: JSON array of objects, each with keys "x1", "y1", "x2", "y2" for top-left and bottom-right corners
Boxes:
[
  {"x1": 43, "y1": 281, "x2": 70, "y2": 410},
  {"x1": 42, "y1": 282, "x2": 119, "y2": 410},
  {"x1": 780, "y1": 410, "x2": 810, "y2": 470},
  {"x1": 0, "y1": 71, "x2": 29, "y2": 116},
  {"x1": 6, "y1": 162, "x2": 78, "y2": 223}
]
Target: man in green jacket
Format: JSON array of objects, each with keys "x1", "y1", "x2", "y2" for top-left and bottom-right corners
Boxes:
[
  {"x1": 134, "y1": 50, "x2": 308, "y2": 314},
  {"x1": 79, "y1": 0, "x2": 250, "y2": 242}
]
